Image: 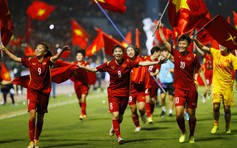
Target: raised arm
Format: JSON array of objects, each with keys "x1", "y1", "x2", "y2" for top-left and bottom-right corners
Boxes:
[
  {"x1": 191, "y1": 36, "x2": 210, "y2": 52},
  {"x1": 50, "y1": 45, "x2": 70, "y2": 63},
  {"x1": 158, "y1": 26, "x2": 171, "y2": 52},
  {"x1": 0, "y1": 43, "x2": 21, "y2": 62}
]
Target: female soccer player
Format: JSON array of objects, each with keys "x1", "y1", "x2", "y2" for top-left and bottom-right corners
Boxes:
[
  {"x1": 192, "y1": 37, "x2": 237, "y2": 134},
  {"x1": 159, "y1": 27, "x2": 210, "y2": 144},
  {"x1": 79, "y1": 45, "x2": 163, "y2": 144},
  {"x1": 126, "y1": 45, "x2": 150, "y2": 132},
  {"x1": 0, "y1": 42, "x2": 70, "y2": 148}
]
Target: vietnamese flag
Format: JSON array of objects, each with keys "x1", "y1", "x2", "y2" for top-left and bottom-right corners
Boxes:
[
  {"x1": 27, "y1": 1, "x2": 56, "y2": 21},
  {"x1": 168, "y1": 0, "x2": 208, "y2": 34},
  {"x1": 86, "y1": 30, "x2": 104, "y2": 57},
  {"x1": 71, "y1": 19, "x2": 90, "y2": 49},
  {"x1": 233, "y1": 11, "x2": 237, "y2": 30},
  {"x1": 1, "y1": 63, "x2": 11, "y2": 81},
  {"x1": 0, "y1": 0, "x2": 14, "y2": 46},
  {"x1": 95, "y1": 0, "x2": 126, "y2": 14},
  {"x1": 204, "y1": 15, "x2": 237, "y2": 50},
  {"x1": 24, "y1": 45, "x2": 35, "y2": 57},
  {"x1": 121, "y1": 31, "x2": 132, "y2": 48}
]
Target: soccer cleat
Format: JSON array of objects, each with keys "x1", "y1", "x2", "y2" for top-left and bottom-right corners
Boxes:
[
  {"x1": 79, "y1": 114, "x2": 87, "y2": 120},
  {"x1": 179, "y1": 134, "x2": 186, "y2": 143},
  {"x1": 34, "y1": 139, "x2": 39, "y2": 148},
  {"x1": 117, "y1": 137, "x2": 124, "y2": 144},
  {"x1": 168, "y1": 113, "x2": 172, "y2": 117},
  {"x1": 147, "y1": 117, "x2": 153, "y2": 124},
  {"x1": 211, "y1": 126, "x2": 219, "y2": 134},
  {"x1": 109, "y1": 126, "x2": 115, "y2": 137},
  {"x1": 202, "y1": 96, "x2": 206, "y2": 103},
  {"x1": 141, "y1": 114, "x2": 146, "y2": 124},
  {"x1": 160, "y1": 111, "x2": 165, "y2": 118},
  {"x1": 226, "y1": 129, "x2": 231, "y2": 134},
  {"x1": 27, "y1": 141, "x2": 34, "y2": 148},
  {"x1": 189, "y1": 136, "x2": 195, "y2": 143},
  {"x1": 134, "y1": 127, "x2": 141, "y2": 132}
]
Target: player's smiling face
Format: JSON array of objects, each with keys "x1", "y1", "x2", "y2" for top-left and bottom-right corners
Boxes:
[
  {"x1": 113, "y1": 47, "x2": 123, "y2": 61},
  {"x1": 34, "y1": 44, "x2": 47, "y2": 57},
  {"x1": 76, "y1": 53, "x2": 83, "y2": 62},
  {"x1": 126, "y1": 47, "x2": 135, "y2": 59},
  {"x1": 178, "y1": 40, "x2": 189, "y2": 53}
]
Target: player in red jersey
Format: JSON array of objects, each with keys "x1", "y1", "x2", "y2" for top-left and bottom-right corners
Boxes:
[
  {"x1": 0, "y1": 42, "x2": 70, "y2": 148},
  {"x1": 143, "y1": 46, "x2": 161, "y2": 123},
  {"x1": 159, "y1": 27, "x2": 210, "y2": 144},
  {"x1": 126, "y1": 45, "x2": 150, "y2": 132},
  {"x1": 70, "y1": 49, "x2": 90, "y2": 120},
  {"x1": 79, "y1": 45, "x2": 163, "y2": 144}
]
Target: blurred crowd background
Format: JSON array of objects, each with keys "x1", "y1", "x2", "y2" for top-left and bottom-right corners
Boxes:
[{"x1": 4, "y1": 0, "x2": 237, "y2": 74}]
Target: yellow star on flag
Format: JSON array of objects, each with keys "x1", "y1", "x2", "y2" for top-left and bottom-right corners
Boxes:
[
  {"x1": 97, "y1": 0, "x2": 105, "y2": 3},
  {"x1": 4, "y1": 73, "x2": 10, "y2": 79},
  {"x1": 91, "y1": 45, "x2": 97, "y2": 54},
  {"x1": 226, "y1": 33, "x2": 237, "y2": 45},
  {"x1": 172, "y1": 0, "x2": 190, "y2": 13},
  {"x1": 74, "y1": 29, "x2": 83, "y2": 37},
  {"x1": 37, "y1": 9, "x2": 46, "y2": 16}
]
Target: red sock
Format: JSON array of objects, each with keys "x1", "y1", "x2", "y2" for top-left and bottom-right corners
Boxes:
[
  {"x1": 189, "y1": 118, "x2": 196, "y2": 137},
  {"x1": 132, "y1": 115, "x2": 140, "y2": 127},
  {"x1": 28, "y1": 119, "x2": 35, "y2": 141},
  {"x1": 112, "y1": 119, "x2": 121, "y2": 138},
  {"x1": 150, "y1": 102, "x2": 155, "y2": 115},
  {"x1": 176, "y1": 117, "x2": 186, "y2": 134},
  {"x1": 35, "y1": 120, "x2": 43, "y2": 140},
  {"x1": 145, "y1": 103, "x2": 151, "y2": 117},
  {"x1": 81, "y1": 102, "x2": 86, "y2": 115}
]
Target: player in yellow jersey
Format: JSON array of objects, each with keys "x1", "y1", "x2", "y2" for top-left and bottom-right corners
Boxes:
[{"x1": 192, "y1": 37, "x2": 237, "y2": 134}]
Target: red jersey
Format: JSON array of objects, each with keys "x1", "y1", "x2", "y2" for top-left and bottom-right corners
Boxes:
[
  {"x1": 143, "y1": 56, "x2": 160, "y2": 88},
  {"x1": 22, "y1": 57, "x2": 53, "y2": 94},
  {"x1": 97, "y1": 58, "x2": 139, "y2": 97},
  {"x1": 70, "y1": 61, "x2": 90, "y2": 87},
  {"x1": 172, "y1": 48, "x2": 201, "y2": 91},
  {"x1": 203, "y1": 53, "x2": 213, "y2": 70}
]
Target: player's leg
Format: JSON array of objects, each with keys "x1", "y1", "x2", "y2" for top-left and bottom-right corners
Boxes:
[{"x1": 223, "y1": 105, "x2": 231, "y2": 134}]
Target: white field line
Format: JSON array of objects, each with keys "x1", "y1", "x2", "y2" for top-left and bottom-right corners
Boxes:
[{"x1": 0, "y1": 93, "x2": 106, "y2": 120}]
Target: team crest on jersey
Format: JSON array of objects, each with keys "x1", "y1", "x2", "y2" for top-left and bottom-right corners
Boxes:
[
  {"x1": 122, "y1": 64, "x2": 127, "y2": 67},
  {"x1": 42, "y1": 62, "x2": 47, "y2": 65},
  {"x1": 32, "y1": 63, "x2": 36, "y2": 65},
  {"x1": 111, "y1": 66, "x2": 115, "y2": 69},
  {"x1": 186, "y1": 57, "x2": 192, "y2": 61}
]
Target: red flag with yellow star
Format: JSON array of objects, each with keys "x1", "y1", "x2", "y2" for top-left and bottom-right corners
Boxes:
[
  {"x1": 71, "y1": 19, "x2": 90, "y2": 49},
  {"x1": 95, "y1": 0, "x2": 126, "y2": 14},
  {"x1": 24, "y1": 45, "x2": 35, "y2": 57},
  {"x1": 86, "y1": 30, "x2": 104, "y2": 57},
  {"x1": 1, "y1": 63, "x2": 11, "y2": 81},
  {"x1": 27, "y1": 1, "x2": 55, "y2": 21},
  {"x1": 168, "y1": 0, "x2": 208, "y2": 34},
  {"x1": 0, "y1": 0, "x2": 14, "y2": 46},
  {"x1": 204, "y1": 15, "x2": 237, "y2": 50}
]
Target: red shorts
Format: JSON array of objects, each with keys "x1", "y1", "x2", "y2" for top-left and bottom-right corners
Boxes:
[
  {"x1": 146, "y1": 87, "x2": 158, "y2": 98},
  {"x1": 128, "y1": 90, "x2": 145, "y2": 105},
  {"x1": 27, "y1": 88, "x2": 50, "y2": 113},
  {"x1": 174, "y1": 88, "x2": 198, "y2": 109},
  {"x1": 108, "y1": 94, "x2": 128, "y2": 115},
  {"x1": 74, "y1": 84, "x2": 89, "y2": 99}
]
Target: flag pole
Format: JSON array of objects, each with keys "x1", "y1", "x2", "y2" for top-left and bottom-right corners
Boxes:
[
  {"x1": 151, "y1": 75, "x2": 166, "y2": 93},
  {"x1": 193, "y1": 15, "x2": 220, "y2": 37},
  {"x1": 0, "y1": 29, "x2": 3, "y2": 59},
  {"x1": 152, "y1": 1, "x2": 170, "y2": 37},
  {"x1": 94, "y1": 0, "x2": 128, "y2": 44}
]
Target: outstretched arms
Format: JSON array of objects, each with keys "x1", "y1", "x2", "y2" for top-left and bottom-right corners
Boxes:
[{"x1": 191, "y1": 36, "x2": 210, "y2": 52}]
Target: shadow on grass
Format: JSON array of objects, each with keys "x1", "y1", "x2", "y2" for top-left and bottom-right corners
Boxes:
[{"x1": 0, "y1": 139, "x2": 24, "y2": 144}]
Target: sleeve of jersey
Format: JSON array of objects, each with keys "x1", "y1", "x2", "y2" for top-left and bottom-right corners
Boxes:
[
  {"x1": 96, "y1": 62, "x2": 108, "y2": 72},
  {"x1": 232, "y1": 56, "x2": 237, "y2": 71},
  {"x1": 21, "y1": 57, "x2": 29, "y2": 67}
]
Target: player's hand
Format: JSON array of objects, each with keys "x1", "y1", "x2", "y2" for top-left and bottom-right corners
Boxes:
[
  {"x1": 61, "y1": 45, "x2": 70, "y2": 51},
  {"x1": 0, "y1": 42, "x2": 6, "y2": 51},
  {"x1": 205, "y1": 85, "x2": 211, "y2": 96}
]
